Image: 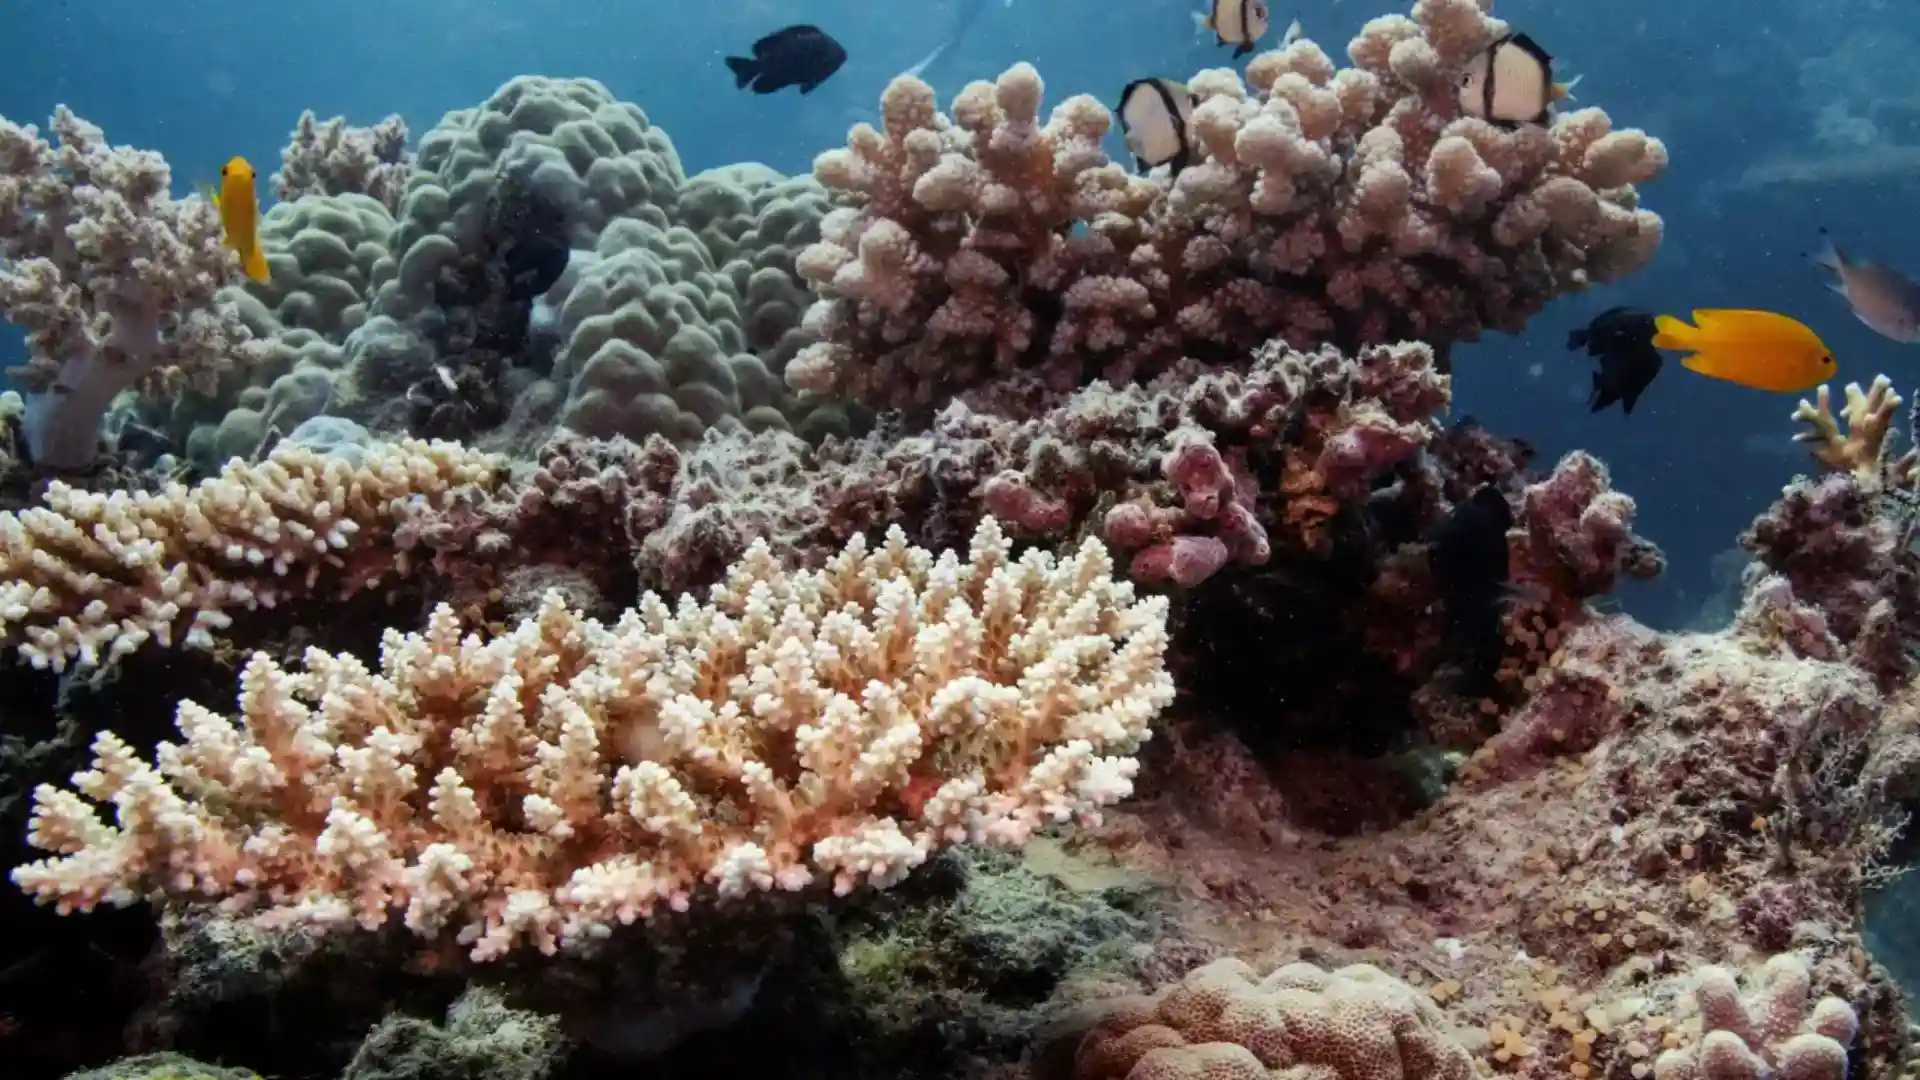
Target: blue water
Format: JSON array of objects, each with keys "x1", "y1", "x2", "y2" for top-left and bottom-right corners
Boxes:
[{"x1": 4, "y1": 0, "x2": 1918, "y2": 631}]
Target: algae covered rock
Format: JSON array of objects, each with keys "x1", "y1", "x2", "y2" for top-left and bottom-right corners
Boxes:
[
  {"x1": 62, "y1": 1052, "x2": 258, "y2": 1080},
  {"x1": 342, "y1": 987, "x2": 568, "y2": 1080}
]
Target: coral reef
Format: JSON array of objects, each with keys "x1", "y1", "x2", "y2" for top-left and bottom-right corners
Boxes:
[{"x1": 12, "y1": 5, "x2": 1920, "y2": 1080}]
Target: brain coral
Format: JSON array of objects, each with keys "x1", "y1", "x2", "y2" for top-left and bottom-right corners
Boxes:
[{"x1": 1072, "y1": 958, "x2": 1478, "y2": 1080}]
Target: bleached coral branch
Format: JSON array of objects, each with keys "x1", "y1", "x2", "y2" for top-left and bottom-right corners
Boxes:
[
  {"x1": 1792, "y1": 376, "x2": 1915, "y2": 484},
  {"x1": 0, "y1": 437, "x2": 504, "y2": 671},
  {"x1": 11, "y1": 517, "x2": 1174, "y2": 961}
]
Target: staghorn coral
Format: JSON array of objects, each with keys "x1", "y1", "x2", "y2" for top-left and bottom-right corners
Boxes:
[
  {"x1": 12, "y1": 518, "x2": 1174, "y2": 961},
  {"x1": 790, "y1": 0, "x2": 1665, "y2": 411},
  {"x1": 0, "y1": 437, "x2": 504, "y2": 671}
]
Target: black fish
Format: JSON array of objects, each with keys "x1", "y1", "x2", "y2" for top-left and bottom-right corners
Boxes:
[
  {"x1": 726, "y1": 25, "x2": 847, "y2": 95},
  {"x1": 1429, "y1": 484, "x2": 1513, "y2": 695},
  {"x1": 1567, "y1": 306, "x2": 1663, "y2": 415},
  {"x1": 503, "y1": 236, "x2": 568, "y2": 303}
]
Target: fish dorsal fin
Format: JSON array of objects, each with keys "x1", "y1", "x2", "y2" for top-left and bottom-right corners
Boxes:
[
  {"x1": 1690, "y1": 309, "x2": 1818, "y2": 345},
  {"x1": 1505, "y1": 32, "x2": 1552, "y2": 64}
]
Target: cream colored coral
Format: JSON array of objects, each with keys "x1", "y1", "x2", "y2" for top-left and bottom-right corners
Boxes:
[
  {"x1": 0, "y1": 438, "x2": 503, "y2": 671},
  {"x1": 1793, "y1": 375, "x2": 1915, "y2": 484},
  {"x1": 793, "y1": 62, "x2": 1161, "y2": 406},
  {"x1": 12, "y1": 518, "x2": 1173, "y2": 961},
  {"x1": 1072, "y1": 958, "x2": 1479, "y2": 1080},
  {"x1": 1652, "y1": 954, "x2": 1858, "y2": 1080}
]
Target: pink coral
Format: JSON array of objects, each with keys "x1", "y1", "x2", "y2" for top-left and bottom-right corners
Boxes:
[
  {"x1": 1517, "y1": 449, "x2": 1665, "y2": 600},
  {"x1": 1741, "y1": 470, "x2": 1920, "y2": 683},
  {"x1": 13, "y1": 521, "x2": 1173, "y2": 961}
]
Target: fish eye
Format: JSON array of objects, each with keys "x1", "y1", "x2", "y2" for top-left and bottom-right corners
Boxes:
[{"x1": 1459, "y1": 72, "x2": 1472, "y2": 86}]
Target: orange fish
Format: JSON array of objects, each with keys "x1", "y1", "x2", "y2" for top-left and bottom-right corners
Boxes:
[
  {"x1": 216, "y1": 156, "x2": 270, "y2": 283},
  {"x1": 1650, "y1": 309, "x2": 1836, "y2": 393}
]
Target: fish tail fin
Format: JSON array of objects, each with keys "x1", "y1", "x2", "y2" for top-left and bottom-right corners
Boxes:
[
  {"x1": 1649, "y1": 313, "x2": 1696, "y2": 351},
  {"x1": 901, "y1": 40, "x2": 951, "y2": 80},
  {"x1": 724, "y1": 55, "x2": 758, "y2": 89},
  {"x1": 1192, "y1": 9, "x2": 1213, "y2": 34},
  {"x1": 1565, "y1": 326, "x2": 1590, "y2": 351},
  {"x1": 1811, "y1": 227, "x2": 1844, "y2": 273},
  {"x1": 242, "y1": 245, "x2": 270, "y2": 284},
  {"x1": 1553, "y1": 74, "x2": 1582, "y2": 102}
]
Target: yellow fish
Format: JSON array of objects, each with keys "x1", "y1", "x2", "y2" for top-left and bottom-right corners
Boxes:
[
  {"x1": 216, "y1": 156, "x2": 270, "y2": 284},
  {"x1": 1650, "y1": 308, "x2": 1836, "y2": 393}
]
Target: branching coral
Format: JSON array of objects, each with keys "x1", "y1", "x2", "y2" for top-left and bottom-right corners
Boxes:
[
  {"x1": 0, "y1": 437, "x2": 504, "y2": 671},
  {"x1": 1792, "y1": 376, "x2": 1915, "y2": 485},
  {"x1": 790, "y1": 0, "x2": 1666, "y2": 410},
  {"x1": 1747, "y1": 375, "x2": 1920, "y2": 683},
  {"x1": 1653, "y1": 955, "x2": 1858, "y2": 1080},
  {"x1": 12, "y1": 518, "x2": 1173, "y2": 961},
  {"x1": 272, "y1": 110, "x2": 414, "y2": 214},
  {"x1": 0, "y1": 106, "x2": 270, "y2": 468}
]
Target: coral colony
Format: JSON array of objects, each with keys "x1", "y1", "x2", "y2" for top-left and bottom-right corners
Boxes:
[{"x1": 1, "y1": 2, "x2": 1917, "y2": 1079}]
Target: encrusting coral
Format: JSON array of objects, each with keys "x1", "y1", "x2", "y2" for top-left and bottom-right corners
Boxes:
[
  {"x1": 1065, "y1": 957, "x2": 1479, "y2": 1080},
  {"x1": 12, "y1": 518, "x2": 1174, "y2": 961}
]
